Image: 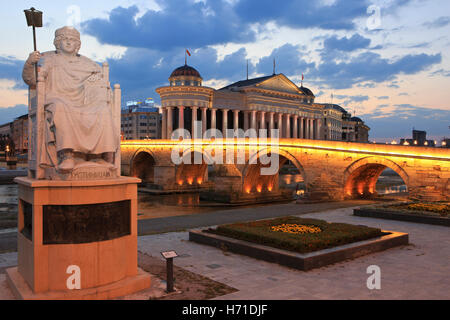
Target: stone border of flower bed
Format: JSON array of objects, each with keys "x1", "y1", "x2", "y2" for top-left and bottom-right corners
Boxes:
[
  {"x1": 354, "y1": 208, "x2": 450, "y2": 227},
  {"x1": 188, "y1": 229, "x2": 408, "y2": 271}
]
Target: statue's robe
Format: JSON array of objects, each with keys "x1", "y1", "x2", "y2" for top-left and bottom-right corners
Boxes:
[{"x1": 23, "y1": 51, "x2": 118, "y2": 167}]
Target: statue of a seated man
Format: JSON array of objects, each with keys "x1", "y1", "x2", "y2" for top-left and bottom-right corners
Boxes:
[{"x1": 22, "y1": 26, "x2": 118, "y2": 173}]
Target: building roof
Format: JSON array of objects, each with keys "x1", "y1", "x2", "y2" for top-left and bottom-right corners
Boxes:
[
  {"x1": 219, "y1": 75, "x2": 275, "y2": 90},
  {"x1": 298, "y1": 85, "x2": 314, "y2": 96},
  {"x1": 219, "y1": 74, "x2": 315, "y2": 97},
  {"x1": 323, "y1": 104, "x2": 347, "y2": 114},
  {"x1": 170, "y1": 64, "x2": 202, "y2": 79},
  {"x1": 350, "y1": 116, "x2": 363, "y2": 122}
]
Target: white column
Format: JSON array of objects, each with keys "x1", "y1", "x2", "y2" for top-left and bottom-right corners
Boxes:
[
  {"x1": 178, "y1": 106, "x2": 184, "y2": 130},
  {"x1": 222, "y1": 109, "x2": 229, "y2": 135},
  {"x1": 244, "y1": 111, "x2": 249, "y2": 131},
  {"x1": 251, "y1": 111, "x2": 257, "y2": 131},
  {"x1": 191, "y1": 107, "x2": 198, "y2": 137},
  {"x1": 211, "y1": 109, "x2": 216, "y2": 129},
  {"x1": 233, "y1": 110, "x2": 239, "y2": 131},
  {"x1": 268, "y1": 112, "x2": 275, "y2": 137},
  {"x1": 259, "y1": 111, "x2": 266, "y2": 130},
  {"x1": 161, "y1": 107, "x2": 167, "y2": 139},
  {"x1": 277, "y1": 113, "x2": 283, "y2": 138},
  {"x1": 201, "y1": 107, "x2": 207, "y2": 135},
  {"x1": 285, "y1": 114, "x2": 291, "y2": 138},
  {"x1": 316, "y1": 119, "x2": 321, "y2": 140},
  {"x1": 305, "y1": 118, "x2": 309, "y2": 139},
  {"x1": 299, "y1": 117, "x2": 304, "y2": 139},
  {"x1": 167, "y1": 106, "x2": 173, "y2": 139},
  {"x1": 293, "y1": 115, "x2": 298, "y2": 139},
  {"x1": 310, "y1": 119, "x2": 314, "y2": 139}
]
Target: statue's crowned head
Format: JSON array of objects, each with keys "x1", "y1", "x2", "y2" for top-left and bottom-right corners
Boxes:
[{"x1": 53, "y1": 26, "x2": 81, "y2": 55}]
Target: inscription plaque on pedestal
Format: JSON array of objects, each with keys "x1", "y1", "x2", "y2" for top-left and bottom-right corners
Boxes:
[{"x1": 43, "y1": 200, "x2": 131, "y2": 244}]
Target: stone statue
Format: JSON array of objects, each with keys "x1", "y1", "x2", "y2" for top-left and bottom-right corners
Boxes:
[{"x1": 22, "y1": 26, "x2": 119, "y2": 176}]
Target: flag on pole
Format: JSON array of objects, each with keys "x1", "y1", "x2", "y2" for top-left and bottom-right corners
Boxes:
[
  {"x1": 302, "y1": 73, "x2": 304, "y2": 81},
  {"x1": 185, "y1": 49, "x2": 191, "y2": 65}
]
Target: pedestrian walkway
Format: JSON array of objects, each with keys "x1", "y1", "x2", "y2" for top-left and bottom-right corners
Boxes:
[
  {"x1": 137, "y1": 206, "x2": 450, "y2": 299},
  {"x1": 1, "y1": 205, "x2": 449, "y2": 299}
]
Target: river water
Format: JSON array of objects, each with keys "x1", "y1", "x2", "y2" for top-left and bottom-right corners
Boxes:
[{"x1": 0, "y1": 172, "x2": 407, "y2": 220}]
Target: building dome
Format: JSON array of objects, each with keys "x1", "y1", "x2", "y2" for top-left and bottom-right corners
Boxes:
[
  {"x1": 325, "y1": 104, "x2": 347, "y2": 114},
  {"x1": 170, "y1": 65, "x2": 202, "y2": 79},
  {"x1": 169, "y1": 64, "x2": 203, "y2": 87},
  {"x1": 298, "y1": 85, "x2": 314, "y2": 97},
  {"x1": 350, "y1": 116, "x2": 363, "y2": 122}
]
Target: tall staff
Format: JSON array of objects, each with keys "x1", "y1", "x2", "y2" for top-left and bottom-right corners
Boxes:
[{"x1": 24, "y1": 7, "x2": 43, "y2": 83}]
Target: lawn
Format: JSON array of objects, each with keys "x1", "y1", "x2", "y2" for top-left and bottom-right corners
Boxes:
[{"x1": 206, "y1": 216, "x2": 386, "y2": 254}]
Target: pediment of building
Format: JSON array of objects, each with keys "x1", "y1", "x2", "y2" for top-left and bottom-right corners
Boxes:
[{"x1": 255, "y1": 74, "x2": 302, "y2": 95}]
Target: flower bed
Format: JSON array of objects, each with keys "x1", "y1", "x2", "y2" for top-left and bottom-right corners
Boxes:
[
  {"x1": 206, "y1": 216, "x2": 385, "y2": 254},
  {"x1": 353, "y1": 202, "x2": 450, "y2": 227},
  {"x1": 383, "y1": 202, "x2": 450, "y2": 217}
]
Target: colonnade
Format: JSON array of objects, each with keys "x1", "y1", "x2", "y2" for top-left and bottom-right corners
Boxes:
[{"x1": 161, "y1": 106, "x2": 322, "y2": 140}]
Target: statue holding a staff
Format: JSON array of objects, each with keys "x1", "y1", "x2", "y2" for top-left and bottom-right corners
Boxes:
[{"x1": 22, "y1": 26, "x2": 119, "y2": 174}]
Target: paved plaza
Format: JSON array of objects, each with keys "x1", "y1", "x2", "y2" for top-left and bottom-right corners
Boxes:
[{"x1": 0, "y1": 204, "x2": 449, "y2": 299}]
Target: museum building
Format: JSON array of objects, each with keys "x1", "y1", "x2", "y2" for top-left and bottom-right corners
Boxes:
[{"x1": 156, "y1": 64, "x2": 369, "y2": 141}]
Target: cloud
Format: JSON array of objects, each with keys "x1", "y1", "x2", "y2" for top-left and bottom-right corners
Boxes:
[
  {"x1": 423, "y1": 16, "x2": 450, "y2": 29},
  {"x1": 357, "y1": 82, "x2": 376, "y2": 88},
  {"x1": 235, "y1": 0, "x2": 372, "y2": 30},
  {"x1": 430, "y1": 69, "x2": 450, "y2": 77},
  {"x1": 332, "y1": 94, "x2": 369, "y2": 107},
  {"x1": 377, "y1": 96, "x2": 389, "y2": 100},
  {"x1": 106, "y1": 46, "x2": 251, "y2": 102},
  {"x1": 256, "y1": 43, "x2": 315, "y2": 78},
  {"x1": 0, "y1": 56, "x2": 26, "y2": 89},
  {"x1": 314, "y1": 51, "x2": 441, "y2": 89},
  {"x1": 363, "y1": 104, "x2": 450, "y2": 139},
  {"x1": 0, "y1": 104, "x2": 28, "y2": 125},
  {"x1": 405, "y1": 42, "x2": 430, "y2": 49},
  {"x1": 82, "y1": 2, "x2": 256, "y2": 51},
  {"x1": 323, "y1": 34, "x2": 371, "y2": 52}
]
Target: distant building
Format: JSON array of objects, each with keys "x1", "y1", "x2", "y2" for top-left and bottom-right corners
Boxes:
[
  {"x1": 0, "y1": 122, "x2": 12, "y2": 139},
  {"x1": 318, "y1": 104, "x2": 370, "y2": 142},
  {"x1": 12, "y1": 114, "x2": 28, "y2": 153},
  {"x1": 121, "y1": 99, "x2": 161, "y2": 140},
  {"x1": 156, "y1": 63, "x2": 370, "y2": 142},
  {"x1": 400, "y1": 129, "x2": 436, "y2": 147}
]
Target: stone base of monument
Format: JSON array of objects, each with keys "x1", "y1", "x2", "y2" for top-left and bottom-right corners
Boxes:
[{"x1": 6, "y1": 176, "x2": 151, "y2": 300}]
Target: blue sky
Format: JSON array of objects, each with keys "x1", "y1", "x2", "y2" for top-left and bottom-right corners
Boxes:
[{"x1": 0, "y1": 0, "x2": 449, "y2": 141}]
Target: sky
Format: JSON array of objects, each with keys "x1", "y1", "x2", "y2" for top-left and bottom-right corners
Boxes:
[{"x1": 0, "y1": 0, "x2": 449, "y2": 142}]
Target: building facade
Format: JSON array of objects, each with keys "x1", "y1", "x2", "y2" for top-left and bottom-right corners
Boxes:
[
  {"x1": 156, "y1": 64, "x2": 369, "y2": 142},
  {"x1": 0, "y1": 122, "x2": 12, "y2": 138},
  {"x1": 121, "y1": 101, "x2": 161, "y2": 140},
  {"x1": 400, "y1": 129, "x2": 436, "y2": 147},
  {"x1": 12, "y1": 114, "x2": 28, "y2": 153}
]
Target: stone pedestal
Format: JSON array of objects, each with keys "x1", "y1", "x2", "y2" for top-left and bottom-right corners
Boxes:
[{"x1": 6, "y1": 176, "x2": 151, "y2": 300}]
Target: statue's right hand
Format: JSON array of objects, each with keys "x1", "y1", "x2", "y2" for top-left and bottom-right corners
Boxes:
[{"x1": 27, "y1": 51, "x2": 41, "y2": 64}]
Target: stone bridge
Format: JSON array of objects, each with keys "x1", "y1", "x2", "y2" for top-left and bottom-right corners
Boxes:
[{"x1": 121, "y1": 138, "x2": 450, "y2": 202}]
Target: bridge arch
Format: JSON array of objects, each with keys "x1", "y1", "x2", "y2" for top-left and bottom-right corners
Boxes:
[
  {"x1": 344, "y1": 156, "x2": 409, "y2": 198},
  {"x1": 242, "y1": 148, "x2": 306, "y2": 194},
  {"x1": 130, "y1": 148, "x2": 159, "y2": 183},
  {"x1": 175, "y1": 148, "x2": 213, "y2": 186}
]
